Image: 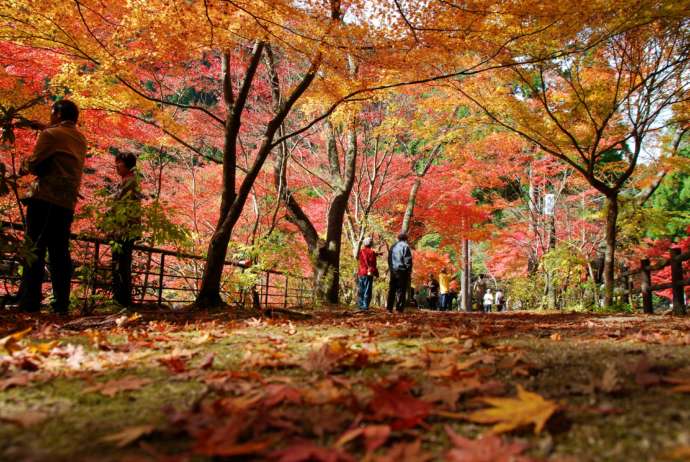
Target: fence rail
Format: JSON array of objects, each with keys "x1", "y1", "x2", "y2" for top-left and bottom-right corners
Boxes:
[
  {"x1": 0, "y1": 221, "x2": 314, "y2": 311},
  {"x1": 616, "y1": 247, "x2": 689, "y2": 314}
]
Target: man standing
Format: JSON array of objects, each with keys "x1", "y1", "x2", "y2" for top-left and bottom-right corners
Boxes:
[
  {"x1": 16, "y1": 100, "x2": 87, "y2": 315},
  {"x1": 386, "y1": 233, "x2": 413, "y2": 313},
  {"x1": 109, "y1": 152, "x2": 142, "y2": 307},
  {"x1": 356, "y1": 237, "x2": 378, "y2": 311},
  {"x1": 438, "y1": 267, "x2": 452, "y2": 311}
]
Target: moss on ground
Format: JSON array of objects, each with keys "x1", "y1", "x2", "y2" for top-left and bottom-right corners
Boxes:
[{"x1": 1, "y1": 310, "x2": 689, "y2": 461}]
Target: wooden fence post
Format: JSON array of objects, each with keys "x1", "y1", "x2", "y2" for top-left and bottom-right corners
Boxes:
[
  {"x1": 640, "y1": 258, "x2": 653, "y2": 314},
  {"x1": 91, "y1": 241, "x2": 100, "y2": 297},
  {"x1": 264, "y1": 272, "x2": 270, "y2": 309},
  {"x1": 621, "y1": 265, "x2": 630, "y2": 305},
  {"x1": 670, "y1": 247, "x2": 686, "y2": 315},
  {"x1": 284, "y1": 275, "x2": 289, "y2": 309},
  {"x1": 158, "y1": 253, "x2": 165, "y2": 305}
]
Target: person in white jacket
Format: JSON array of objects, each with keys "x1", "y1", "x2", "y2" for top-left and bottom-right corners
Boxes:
[{"x1": 483, "y1": 289, "x2": 494, "y2": 313}]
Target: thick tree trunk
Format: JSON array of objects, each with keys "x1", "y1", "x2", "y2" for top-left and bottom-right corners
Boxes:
[
  {"x1": 196, "y1": 44, "x2": 319, "y2": 307},
  {"x1": 603, "y1": 194, "x2": 619, "y2": 307}
]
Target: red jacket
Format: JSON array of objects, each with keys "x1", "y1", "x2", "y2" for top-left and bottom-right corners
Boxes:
[{"x1": 357, "y1": 247, "x2": 379, "y2": 277}]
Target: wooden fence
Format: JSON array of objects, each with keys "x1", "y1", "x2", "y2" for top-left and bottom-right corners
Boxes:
[
  {"x1": 617, "y1": 247, "x2": 689, "y2": 314},
  {"x1": 0, "y1": 222, "x2": 314, "y2": 310}
]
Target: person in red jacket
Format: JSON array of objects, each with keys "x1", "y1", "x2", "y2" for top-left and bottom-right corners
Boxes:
[{"x1": 357, "y1": 237, "x2": 379, "y2": 310}]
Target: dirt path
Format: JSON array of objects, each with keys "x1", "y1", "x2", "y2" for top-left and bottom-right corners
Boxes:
[{"x1": 1, "y1": 309, "x2": 689, "y2": 461}]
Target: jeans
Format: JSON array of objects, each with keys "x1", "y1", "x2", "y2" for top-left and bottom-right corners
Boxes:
[
  {"x1": 357, "y1": 275, "x2": 373, "y2": 310},
  {"x1": 386, "y1": 269, "x2": 410, "y2": 312},
  {"x1": 17, "y1": 199, "x2": 74, "y2": 313},
  {"x1": 483, "y1": 303, "x2": 492, "y2": 313},
  {"x1": 439, "y1": 293, "x2": 450, "y2": 310},
  {"x1": 112, "y1": 239, "x2": 135, "y2": 306}
]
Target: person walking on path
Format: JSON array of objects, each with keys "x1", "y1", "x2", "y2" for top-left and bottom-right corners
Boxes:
[
  {"x1": 483, "y1": 288, "x2": 494, "y2": 313},
  {"x1": 495, "y1": 288, "x2": 505, "y2": 312},
  {"x1": 386, "y1": 233, "x2": 413, "y2": 313},
  {"x1": 425, "y1": 272, "x2": 439, "y2": 309},
  {"x1": 356, "y1": 237, "x2": 379, "y2": 310},
  {"x1": 15, "y1": 100, "x2": 87, "y2": 315},
  {"x1": 438, "y1": 267, "x2": 453, "y2": 311},
  {"x1": 107, "y1": 152, "x2": 142, "y2": 307}
]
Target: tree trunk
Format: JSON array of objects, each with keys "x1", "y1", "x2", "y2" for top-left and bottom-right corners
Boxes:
[
  {"x1": 195, "y1": 44, "x2": 319, "y2": 307},
  {"x1": 401, "y1": 178, "x2": 421, "y2": 235},
  {"x1": 546, "y1": 213, "x2": 556, "y2": 309},
  {"x1": 603, "y1": 194, "x2": 618, "y2": 307},
  {"x1": 461, "y1": 239, "x2": 471, "y2": 310}
]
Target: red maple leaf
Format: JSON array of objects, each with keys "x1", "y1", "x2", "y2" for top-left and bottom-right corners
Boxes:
[{"x1": 368, "y1": 377, "x2": 432, "y2": 430}]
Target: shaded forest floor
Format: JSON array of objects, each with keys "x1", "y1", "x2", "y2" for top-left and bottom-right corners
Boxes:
[{"x1": 1, "y1": 307, "x2": 690, "y2": 462}]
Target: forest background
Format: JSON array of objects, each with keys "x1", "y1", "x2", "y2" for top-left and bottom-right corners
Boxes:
[{"x1": 0, "y1": 0, "x2": 689, "y2": 312}]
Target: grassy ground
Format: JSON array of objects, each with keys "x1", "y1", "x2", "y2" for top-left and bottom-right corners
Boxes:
[{"x1": 1, "y1": 307, "x2": 689, "y2": 461}]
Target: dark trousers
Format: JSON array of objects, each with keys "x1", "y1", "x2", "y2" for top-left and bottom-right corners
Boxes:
[
  {"x1": 112, "y1": 239, "x2": 134, "y2": 306},
  {"x1": 17, "y1": 199, "x2": 74, "y2": 313},
  {"x1": 386, "y1": 269, "x2": 410, "y2": 312},
  {"x1": 426, "y1": 296, "x2": 437, "y2": 309},
  {"x1": 357, "y1": 275, "x2": 373, "y2": 310}
]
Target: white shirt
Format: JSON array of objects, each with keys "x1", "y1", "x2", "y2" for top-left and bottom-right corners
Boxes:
[
  {"x1": 495, "y1": 291, "x2": 504, "y2": 303},
  {"x1": 483, "y1": 292, "x2": 494, "y2": 305}
]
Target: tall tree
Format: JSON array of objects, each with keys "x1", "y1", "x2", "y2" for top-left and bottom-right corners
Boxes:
[{"x1": 455, "y1": 22, "x2": 690, "y2": 306}]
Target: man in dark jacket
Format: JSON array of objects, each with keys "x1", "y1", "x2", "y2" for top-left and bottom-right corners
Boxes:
[
  {"x1": 386, "y1": 233, "x2": 413, "y2": 312},
  {"x1": 16, "y1": 100, "x2": 87, "y2": 314}
]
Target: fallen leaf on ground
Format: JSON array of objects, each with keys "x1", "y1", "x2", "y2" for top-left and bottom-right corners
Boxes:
[
  {"x1": 115, "y1": 312, "x2": 142, "y2": 327},
  {"x1": 663, "y1": 372, "x2": 690, "y2": 393},
  {"x1": 335, "y1": 425, "x2": 391, "y2": 454},
  {"x1": 83, "y1": 376, "x2": 152, "y2": 397},
  {"x1": 445, "y1": 426, "x2": 531, "y2": 462},
  {"x1": 628, "y1": 355, "x2": 662, "y2": 387},
  {"x1": 467, "y1": 385, "x2": 559, "y2": 434},
  {"x1": 101, "y1": 424, "x2": 155, "y2": 447},
  {"x1": 368, "y1": 377, "x2": 432, "y2": 430},
  {"x1": 374, "y1": 439, "x2": 433, "y2": 462},
  {"x1": 159, "y1": 356, "x2": 188, "y2": 373},
  {"x1": 199, "y1": 352, "x2": 215, "y2": 370},
  {"x1": 193, "y1": 415, "x2": 272, "y2": 457},
  {"x1": 0, "y1": 374, "x2": 32, "y2": 391},
  {"x1": 598, "y1": 363, "x2": 623, "y2": 394},
  {"x1": 0, "y1": 327, "x2": 32, "y2": 354},
  {"x1": 270, "y1": 440, "x2": 354, "y2": 462},
  {"x1": 0, "y1": 410, "x2": 49, "y2": 427},
  {"x1": 27, "y1": 340, "x2": 59, "y2": 355},
  {"x1": 661, "y1": 445, "x2": 690, "y2": 460}
]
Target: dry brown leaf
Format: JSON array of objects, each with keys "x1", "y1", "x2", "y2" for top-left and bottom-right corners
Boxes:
[
  {"x1": 0, "y1": 410, "x2": 49, "y2": 427},
  {"x1": 599, "y1": 363, "x2": 623, "y2": 394},
  {"x1": 467, "y1": 385, "x2": 559, "y2": 434},
  {"x1": 101, "y1": 424, "x2": 155, "y2": 447},
  {"x1": 83, "y1": 376, "x2": 152, "y2": 397}
]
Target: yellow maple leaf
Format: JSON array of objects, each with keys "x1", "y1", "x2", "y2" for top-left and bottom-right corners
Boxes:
[
  {"x1": 0, "y1": 327, "x2": 32, "y2": 354},
  {"x1": 27, "y1": 341, "x2": 59, "y2": 355},
  {"x1": 467, "y1": 385, "x2": 559, "y2": 434}
]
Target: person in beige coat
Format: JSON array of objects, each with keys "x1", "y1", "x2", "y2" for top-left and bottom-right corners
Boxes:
[{"x1": 16, "y1": 100, "x2": 87, "y2": 315}]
